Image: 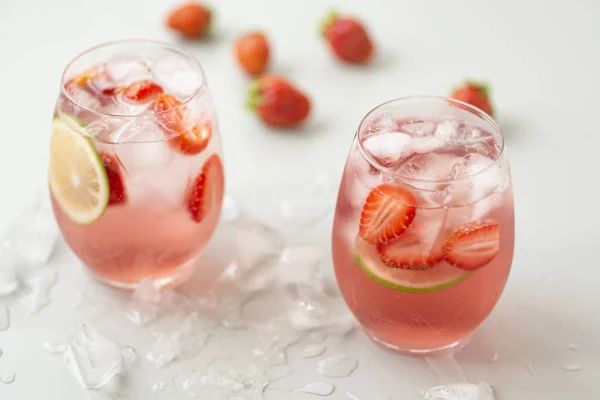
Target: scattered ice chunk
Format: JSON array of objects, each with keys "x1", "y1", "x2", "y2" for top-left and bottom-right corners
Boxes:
[
  {"x1": 302, "y1": 343, "x2": 327, "y2": 359},
  {"x1": 0, "y1": 305, "x2": 8, "y2": 331},
  {"x1": 232, "y1": 219, "x2": 284, "y2": 272},
  {"x1": 43, "y1": 341, "x2": 67, "y2": 355},
  {"x1": 277, "y1": 245, "x2": 324, "y2": 288},
  {"x1": 280, "y1": 175, "x2": 334, "y2": 228},
  {"x1": 317, "y1": 355, "x2": 358, "y2": 378},
  {"x1": 0, "y1": 248, "x2": 20, "y2": 296},
  {"x1": 146, "y1": 312, "x2": 217, "y2": 368},
  {"x1": 490, "y1": 353, "x2": 499, "y2": 362},
  {"x1": 422, "y1": 382, "x2": 495, "y2": 400},
  {"x1": 527, "y1": 362, "x2": 535, "y2": 374},
  {"x1": 150, "y1": 379, "x2": 167, "y2": 392},
  {"x1": 0, "y1": 372, "x2": 15, "y2": 384},
  {"x1": 220, "y1": 194, "x2": 242, "y2": 223},
  {"x1": 253, "y1": 323, "x2": 300, "y2": 366},
  {"x1": 563, "y1": 364, "x2": 583, "y2": 372},
  {"x1": 363, "y1": 112, "x2": 395, "y2": 138},
  {"x1": 1, "y1": 194, "x2": 58, "y2": 266},
  {"x1": 362, "y1": 132, "x2": 412, "y2": 167},
  {"x1": 126, "y1": 279, "x2": 162, "y2": 325},
  {"x1": 59, "y1": 322, "x2": 136, "y2": 390},
  {"x1": 568, "y1": 343, "x2": 579, "y2": 351},
  {"x1": 425, "y1": 355, "x2": 468, "y2": 384},
  {"x1": 18, "y1": 268, "x2": 58, "y2": 315},
  {"x1": 301, "y1": 382, "x2": 335, "y2": 396}
]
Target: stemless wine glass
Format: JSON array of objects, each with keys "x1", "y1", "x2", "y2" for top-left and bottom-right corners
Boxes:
[
  {"x1": 49, "y1": 40, "x2": 224, "y2": 289},
  {"x1": 332, "y1": 96, "x2": 514, "y2": 354}
]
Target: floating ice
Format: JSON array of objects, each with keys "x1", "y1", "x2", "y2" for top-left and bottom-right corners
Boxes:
[
  {"x1": 563, "y1": 364, "x2": 583, "y2": 372},
  {"x1": 399, "y1": 120, "x2": 437, "y2": 136},
  {"x1": 362, "y1": 132, "x2": 412, "y2": 167},
  {"x1": 317, "y1": 355, "x2": 358, "y2": 378},
  {"x1": 56, "y1": 323, "x2": 136, "y2": 390},
  {"x1": 302, "y1": 343, "x2": 327, "y2": 359},
  {"x1": 280, "y1": 175, "x2": 334, "y2": 228},
  {"x1": 146, "y1": 312, "x2": 217, "y2": 368},
  {"x1": 152, "y1": 56, "x2": 202, "y2": 99},
  {"x1": 363, "y1": 112, "x2": 395, "y2": 138},
  {"x1": 18, "y1": 268, "x2": 58, "y2": 315},
  {"x1": 0, "y1": 372, "x2": 15, "y2": 384},
  {"x1": 106, "y1": 57, "x2": 152, "y2": 86},
  {"x1": 422, "y1": 382, "x2": 495, "y2": 400},
  {"x1": 301, "y1": 382, "x2": 335, "y2": 396},
  {"x1": 0, "y1": 305, "x2": 9, "y2": 331}
]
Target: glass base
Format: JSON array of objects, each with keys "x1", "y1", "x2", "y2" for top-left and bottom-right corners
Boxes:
[
  {"x1": 369, "y1": 333, "x2": 470, "y2": 357},
  {"x1": 88, "y1": 258, "x2": 197, "y2": 290}
]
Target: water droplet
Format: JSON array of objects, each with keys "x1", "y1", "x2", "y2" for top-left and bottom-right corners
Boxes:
[
  {"x1": 265, "y1": 364, "x2": 292, "y2": 382},
  {"x1": 302, "y1": 343, "x2": 327, "y2": 358},
  {"x1": 301, "y1": 382, "x2": 335, "y2": 396},
  {"x1": 317, "y1": 355, "x2": 358, "y2": 378},
  {"x1": 0, "y1": 305, "x2": 9, "y2": 331},
  {"x1": 563, "y1": 364, "x2": 583, "y2": 372},
  {"x1": 527, "y1": 362, "x2": 535, "y2": 374},
  {"x1": 491, "y1": 353, "x2": 499, "y2": 362},
  {"x1": 1, "y1": 372, "x2": 15, "y2": 384},
  {"x1": 422, "y1": 382, "x2": 495, "y2": 400},
  {"x1": 18, "y1": 268, "x2": 58, "y2": 315},
  {"x1": 43, "y1": 341, "x2": 66, "y2": 355},
  {"x1": 568, "y1": 343, "x2": 579, "y2": 351},
  {"x1": 0, "y1": 348, "x2": 3, "y2": 357}
]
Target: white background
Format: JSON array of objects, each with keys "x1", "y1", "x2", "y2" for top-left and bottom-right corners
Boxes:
[{"x1": 1, "y1": 0, "x2": 600, "y2": 398}]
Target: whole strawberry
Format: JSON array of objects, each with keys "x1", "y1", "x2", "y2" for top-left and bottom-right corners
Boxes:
[
  {"x1": 321, "y1": 10, "x2": 374, "y2": 63},
  {"x1": 167, "y1": 2, "x2": 212, "y2": 39},
  {"x1": 246, "y1": 75, "x2": 311, "y2": 128},
  {"x1": 450, "y1": 81, "x2": 494, "y2": 116},
  {"x1": 235, "y1": 31, "x2": 270, "y2": 77}
]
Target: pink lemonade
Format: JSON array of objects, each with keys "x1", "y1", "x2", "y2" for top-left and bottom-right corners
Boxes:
[
  {"x1": 49, "y1": 41, "x2": 224, "y2": 288},
  {"x1": 332, "y1": 98, "x2": 514, "y2": 353}
]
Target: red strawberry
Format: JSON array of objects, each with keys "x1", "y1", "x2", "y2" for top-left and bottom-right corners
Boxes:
[
  {"x1": 443, "y1": 219, "x2": 500, "y2": 270},
  {"x1": 99, "y1": 153, "x2": 127, "y2": 205},
  {"x1": 377, "y1": 232, "x2": 444, "y2": 270},
  {"x1": 235, "y1": 31, "x2": 270, "y2": 77},
  {"x1": 167, "y1": 2, "x2": 212, "y2": 39},
  {"x1": 359, "y1": 184, "x2": 416, "y2": 245},
  {"x1": 246, "y1": 75, "x2": 311, "y2": 128},
  {"x1": 153, "y1": 93, "x2": 212, "y2": 155},
  {"x1": 122, "y1": 80, "x2": 163, "y2": 103},
  {"x1": 321, "y1": 10, "x2": 374, "y2": 63},
  {"x1": 187, "y1": 154, "x2": 225, "y2": 222},
  {"x1": 450, "y1": 81, "x2": 494, "y2": 116}
]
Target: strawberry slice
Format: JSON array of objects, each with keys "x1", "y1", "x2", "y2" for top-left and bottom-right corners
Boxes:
[
  {"x1": 443, "y1": 219, "x2": 500, "y2": 270},
  {"x1": 153, "y1": 93, "x2": 212, "y2": 155},
  {"x1": 187, "y1": 154, "x2": 225, "y2": 223},
  {"x1": 359, "y1": 184, "x2": 416, "y2": 245},
  {"x1": 99, "y1": 152, "x2": 127, "y2": 205},
  {"x1": 122, "y1": 80, "x2": 163, "y2": 103}
]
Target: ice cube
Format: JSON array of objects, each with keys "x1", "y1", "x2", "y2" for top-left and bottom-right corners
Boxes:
[
  {"x1": 396, "y1": 153, "x2": 463, "y2": 192},
  {"x1": 232, "y1": 219, "x2": 284, "y2": 271},
  {"x1": 399, "y1": 120, "x2": 437, "y2": 136},
  {"x1": 280, "y1": 175, "x2": 335, "y2": 228},
  {"x1": 60, "y1": 322, "x2": 136, "y2": 390},
  {"x1": 126, "y1": 279, "x2": 162, "y2": 325},
  {"x1": 106, "y1": 56, "x2": 152, "y2": 86},
  {"x1": 422, "y1": 382, "x2": 495, "y2": 400},
  {"x1": 0, "y1": 248, "x2": 20, "y2": 296},
  {"x1": 152, "y1": 56, "x2": 202, "y2": 100},
  {"x1": 18, "y1": 268, "x2": 58, "y2": 315},
  {"x1": 362, "y1": 132, "x2": 412, "y2": 167}
]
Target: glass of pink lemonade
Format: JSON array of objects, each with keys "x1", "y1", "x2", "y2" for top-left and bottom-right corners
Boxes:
[
  {"x1": 332, "y1": 96, "x2": 514, "y2": 354},
  {"x1": 49, "y1": 41, "x2": 224, "y2": 289}
]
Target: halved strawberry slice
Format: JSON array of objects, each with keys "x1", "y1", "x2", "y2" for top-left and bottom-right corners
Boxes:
[
  {"x1": 443, "y1": 219, "x2": 500, "y2": 270},
  {"x1": 187, "y1": 154, "x2": 225, "y2": 223},
  {"x1": 359, "y1": 184, "x2": 416, "y2": 245},
  {"x1": 122, "y1": 80, "x2": 164, "y2": 103},
  {"x1": 377, "y1": 231, "x2": 444, "y2": 270},
  {"x1": 153, "y1": 93, "x2": 212, "y2": 155},
  {"x1": 99, "y1": 152, "x2": 127, "y2": 205}
]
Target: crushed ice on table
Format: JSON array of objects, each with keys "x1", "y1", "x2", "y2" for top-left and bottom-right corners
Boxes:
[
  {"x1": 0, "y1": 247, "x2": 20, "y2": 296},
  {"x1": 252, "y1": 322, "x2": 301, "y2": 366},
  {"x1": 220, "y1": 194, "x2": 242, "y2": 223},
  {"x1": 279, "y1": 174, "x2": 335, "y2": 228},
  {"x1": 146, "y1": 312, "x2": 217, "y2": 368},
  {"x1": 563, "y1": 364, "x2": 583, "y2": 372},
  {"x1": 526, "y1": 362, "x2": 535, "y2": 374},
  {"x1": 317, "y1": 355, "x2": 358, "y2": 378},
  {"x1": 52, "y1": 322, "x2": 136, "y2": 391},
  {"x1": 231, "y1": 218, "x2": 284, "y2": 273},
  {"x1": 18, "y1": 268, "x2": 58, "y2": 315},
  {"x1": 300, "y1": 381, "x2": 335, "y2": 396},
  {"x1": 302, "y1": 343, "x2": 327, "y2": 358},
  {"x1": 126, "y1": 278, "x2": 165, "y2": 325},
  {"x1": 0, "y1": 372, "x2": 15, "y2": 384},
  {"x1": 150, "y1": 379, "x2": 167, "y2": 393},
  {"x1": 422, "y1": 382, "x2": 495, "y2": 400},
  {"x1": 568, "y1": 343, "x2": 579, "y2": 351},
  {"x1": 425, "y1": 355, "x2": 468, "y2": 385},
  {"x1": 0, "y1": 305, "x2": 9, "y2": 331}
]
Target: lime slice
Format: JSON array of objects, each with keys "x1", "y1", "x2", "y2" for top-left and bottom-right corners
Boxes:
[
  {"x1": 49, "y1": 117, "x2": 109, "y2": 224},
  {"x1": 354, "y1": 240, "x2": 472, "y2": 293}
]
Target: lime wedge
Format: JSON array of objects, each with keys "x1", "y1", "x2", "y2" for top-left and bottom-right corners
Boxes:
[
  {"x1": 49, "y1": 117, "x2": 109, "y2": 224},
  {"x1": 354, "y1": 240, "x2": 472, "y2": 293}
]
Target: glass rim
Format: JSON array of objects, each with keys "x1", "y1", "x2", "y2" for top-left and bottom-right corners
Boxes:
[
  {"x1": 356, "y1": 95, "x2": 506, "y2": 185},
  {"x1": 60, "y1": 39, "x2": 207, "y2": 119}
]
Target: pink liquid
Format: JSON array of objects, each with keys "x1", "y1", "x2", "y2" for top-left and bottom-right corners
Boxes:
[
  {"x1": 331, "y1": 118, "x2": 515, "y2": 352},
  {"x1": 51, "y1": 50, "x2": 224, "y2": 287}
]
